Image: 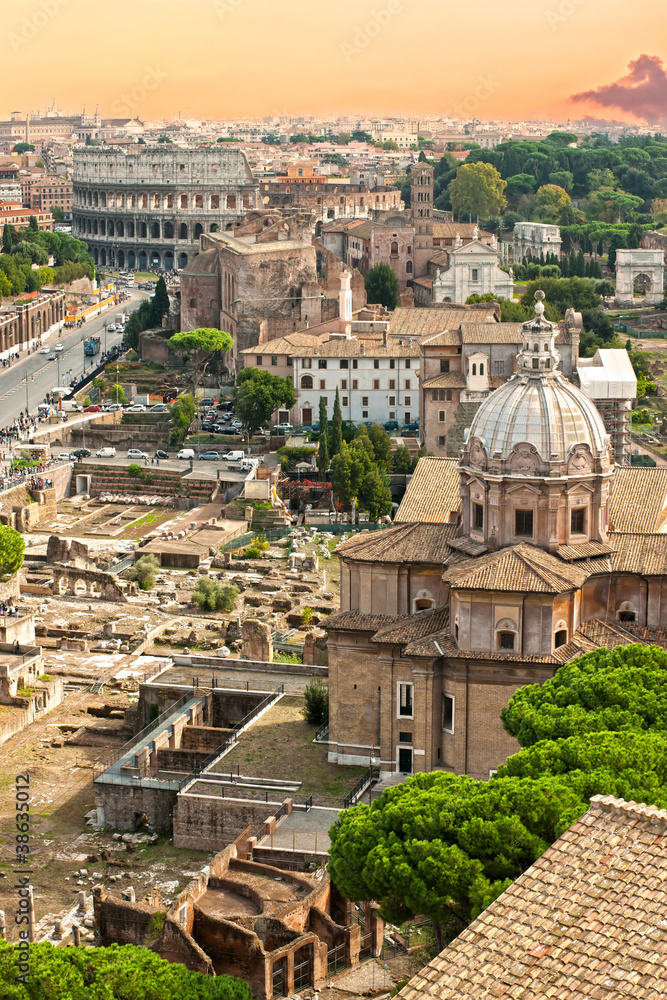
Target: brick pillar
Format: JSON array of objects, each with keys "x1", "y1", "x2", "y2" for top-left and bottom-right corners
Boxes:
[{"x1": 286, "y1": 951, "x2": 295, "y2": 996}]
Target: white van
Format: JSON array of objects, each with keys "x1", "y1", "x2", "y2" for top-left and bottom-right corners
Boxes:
[
  {"x1": 222, "y1": 451, "x2": 245, "y2": 462},
  {"x1": 177, "y1": 448, "x2": 195, "y2": 460}
]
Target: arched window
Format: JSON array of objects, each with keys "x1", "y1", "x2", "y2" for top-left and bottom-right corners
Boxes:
[
  {"x1": 194, "y1": 223, "x2": 203, "y2": 238},
  {"x1": 390, "y1": 241, "x2": 398, "y2": 256},
  {"x1": 151, "y1": 222, "x2": 160, "y2": 239},
  {"x1": 164, "y1": 222, "x2": 174, "y2": 239},
  {"x1": 544, "y1": 343, "x2": 549, "y2": 351},
  {"x1": 479, "y1": 364, "x2": 484, "y2": 375},
  {"x1": 189, "y1": 298, "x2": 196, "y2": 308},
  {"x1": 406, "y1": 260, "x2": 413, "y2": 273},
  {"x1": 554, "y1": 630, "x2": 568, "y2": 648},
  {"x1": 180, "y1": 194, "x2": 188, "y2": 209},
  {"x1": 617, "y1": 601, "x2": 636, "y2": 623},
  {"x1": 195, "y1": 194, "x2": 203, "y2": 208},
  {"x1": 533, "y1": 343, "x2": 538, "y2": 352},
  {"x1": 179, "y1": 223, "x2": 188, "y2": 240},
  {"x1": 472, "y1": 364, "x2": 477, "y2": 375},
  {"x1": 445, "y1": 390, "x2": 452, "y2": 401},
  {"x1": 301, "y1": 374, "x2": 313, "y2": 389}
]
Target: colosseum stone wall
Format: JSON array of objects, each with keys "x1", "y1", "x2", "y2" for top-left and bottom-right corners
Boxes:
[{"x1": 72, "y1": 146, "x2": 260, "y2": 272}]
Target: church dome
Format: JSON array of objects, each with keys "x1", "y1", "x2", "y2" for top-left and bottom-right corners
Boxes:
[
  {"x1": 466, "y1": 373, "x2": 609, "y2": 465},
  {"x1": 461, "y1": 291, "x2": 610, "y2": 474}
]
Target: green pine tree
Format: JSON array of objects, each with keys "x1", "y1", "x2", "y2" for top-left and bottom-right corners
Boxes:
[
  {"x1": 576, "y1": 249, "x2": 585, "y2": 276},
  {"x1": 597, "y1": 239, "x2": 604, "y2": 256},
  {"x1": 331, "y1": 388, "x2": 343, "y2": 457},
  {"x1": 559, "y1": 254, "x2": 569, "y2": 277},
  {"x1": 2, "y1": 224, "x2": 13, "y2": 252},
  {"x1": 318, "y1": 395, "x2": 329, "y2": 478},
  {"x1": 149, "y1": 276, "x2": 170, "y2": 327}
]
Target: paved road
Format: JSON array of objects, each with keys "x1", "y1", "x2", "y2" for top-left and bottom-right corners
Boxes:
[
  {"x1": 75, "y1": 453, "x2": 250, "y2": 480},
  {"x1": 0, "y1": 288, "x2": 148, "y2": 427}
]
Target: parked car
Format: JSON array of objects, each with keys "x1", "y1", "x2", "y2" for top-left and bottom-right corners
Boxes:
[
  {"x1": 274, "y1": 422, "x2": 293, "y2": 434},
  {"x1": 57, "y1": 452, "x2": 71, "y2": 461},
  {"x1": 401, "y1": 421, "x2": 420, "y2": 432},
  {"x1": 177, "y1": 448, "x2": 195, "y2": 460},
  {"x1": 230, "y1": 419, "x2": 242, "y2": 429},
  {"x1": 84, "y1": 404, "x2": 101, "y2": 412},
  {"x1": 127, "y1": 404, "x2": 146, "y2": 412},
  {"x1": 105, "y1": 403, "x2": 124, "y2": 412},
  {"x1": 154, "y1": 450, "x2": 169, "y2": 460},
  {"x1": 383, "y1": 420, "x2": 399, "y2": 431},
  {"x1": 212, "y1": 423, "x2": 226, "y2": 433},
  {"x1": 70, "y1": 448, "x2": 91, "y2": 459},
  {"x1": 127, "y1": 448, "x2": 148, "y2": 460},
  {"x1": 150, "y1": 403, "x2": 168, "y2": 412},
  {"x1": 198, "y1": 450, "x2": 221, "y2": 461},
  {"x1": 54, "y1": 344, "x2": 64, "y2": 353},
  {"x1": 96, "y1": 447, "x2": 117, "y2": 458},
  {"x1": 201, "y1": 398, "x2": 214, "y2": 407},
  {"x1": 40, "y1": 346, "x2": 49, "y2": 354}
]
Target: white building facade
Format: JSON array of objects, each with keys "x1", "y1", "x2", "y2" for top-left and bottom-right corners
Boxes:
[
  {"x1": 513, "y1": 222, "x2": 562, "y2": 261},
  {"x1": 432, "y1": 234, "x2": 515, "y2": 305}
]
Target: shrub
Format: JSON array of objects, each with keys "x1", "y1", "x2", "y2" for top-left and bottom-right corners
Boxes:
[
  {"x1": 191, "y1": 577, "x2": 239, "y2": 612},
  {"x1": 301, "y1": 606, "x2": 314, "y2": 625},
  {"x1": 127, "y1": 463, "x2": 143, "y2": 478},
  {"x1": 245, "y1": 545, "x2": 262, "y2": 559},
  {"x1": 126, "y1": 554, "x2": 160, "y2": 591},
  {"x1": 303, "y1": 676, "x2": 328, "y2": 725}
]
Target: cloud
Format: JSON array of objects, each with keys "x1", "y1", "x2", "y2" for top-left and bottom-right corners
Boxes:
[{"x1": 570, "y1": 54, "x2": 667, "y2": 124}]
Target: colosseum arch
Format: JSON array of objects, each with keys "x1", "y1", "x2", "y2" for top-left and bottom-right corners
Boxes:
[
  {"x1": 139, "y1": 222, "x2": 147, "y2": 238},
  {"x1": 150, "y1": 251, "x2": 161, "y2": 267},
  {"x1": 100, "y1": 248, "x2": 107, "y2": 264},
  {"x1": 178, "y1": 253, "x2": 188, "y2": 269},
  {"x1": 194, "y1": 223, "x2": 203, "y2": 238},
  {"x1": 164, "y1": 250, "x2": 174, "y2": 269},
  {"x1": 138, "y1": 250, "x2": 147, "y2": 270},
  {"x1": 127, "y1": 221, "x2": 135, "y2": 237},
  {"x1": 151, "y1": 222, "x2": 160, "y2": 239},
  {"x1": 127, "y1": 250, "x2": 136, "y2": 268},
  {"x1": 164, "y1": 222, "x2": 174, "y2": 239},
  {"x1": 179, "y1": 223, "x2": 188, "y2": 240},
  {"x1": 108, "y1": 221, "x2": 115, "y2": 237},
  {"x1": 117, "y1": 220, "x2": 124, "y2": 237}
]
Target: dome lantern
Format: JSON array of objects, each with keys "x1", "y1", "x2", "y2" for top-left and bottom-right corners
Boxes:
[{"x1": 517, "y1": 289, "x2": 560, "y2": 374}]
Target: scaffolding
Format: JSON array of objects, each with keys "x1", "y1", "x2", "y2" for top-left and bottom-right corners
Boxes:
[{"x1": 577, "y1": 349, "x2": 637, "y2": 466}]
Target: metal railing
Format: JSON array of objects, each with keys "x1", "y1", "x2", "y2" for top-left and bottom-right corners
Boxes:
[
  {"x1": 343, "y1": 765, "x2": 380, "y2": 809},
  {"x1": 314, "y1": 721, "x2": 329, "y2": 743},
  {"x1": 93, "y1": 693, "x2": 190, "y2": 778}
]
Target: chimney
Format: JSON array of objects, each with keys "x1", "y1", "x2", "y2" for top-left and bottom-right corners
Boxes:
[
  {"x1": 382, "y1": 330, "x2": 387, "y2": 347},
  {"x1": 339, "y1": 270, "x2": 353, "y2": 323}
]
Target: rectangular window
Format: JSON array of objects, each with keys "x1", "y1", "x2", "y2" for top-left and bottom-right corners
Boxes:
[
  {"x1": 472, "y1": 268, "x2": 479, "y2": 281},
  {"x1": 287, "y1": 357, "x2": 293, "y2": 366},
  {"x1": 256, "y1": 355, "x2": 263, "y2": 365},
  {"x1": 352, "y1": 359, "x2": 358, "y2": 369},
  {"x1": 515, "y1": 509, "x2": 534, "y2": 537},
  {"x1": 398, "y1": 731, "x2": 413, "y2": 744},
  {"x1": 440, "y1": 359, "x2": 450, "y2": 373},
  {"x1": 271, "y1": 356, "x2": 277, "y2": 366},
  {"x1": 389, "y1": 379, "x2": 396, "y2": 390},
  {"x1": 362, "y1": 410, "x2": 368, "y2": 418},
  {"x1": 442, "y1": 695, "x2": 454, "y2": 733},
  {"x1": 404, "y1": 395, "x2": 412, "y2": 406},
  {"x1": 373, "y1": 380, "x2": 380, "y2": 390},
  {"x1": 390, "y1": 359, "x2": 395, "y2": 369},
  {"x1": 302, "y1": 358, "x2": 312, "y2": 369},
  {"x1": 571, "y1": 507, "x2": 585, "y2": 534},
  {"x1": 398, "y1": 683, "x2": 413, "y2": 718},
  {"x1": 389, "y1": 411, "x2": 396, "y2": 419},
  {"x1": 439, "y1": 410, "x2": 446, "y2": 422},
  {"x1": 340, "y1": 359, "x2": 349, "y2": 369},
  {"x1": 438, "y1": 435, "x2": 446, "y2": 446},
  {"x1": 494, "y1": 360, "x2": 504, "y2": 374},
  {"x1": 374, "y1": 359, "x2": 380, "y2": 369},
  {"x1": 321, "y1": 397, "x2": 328, "y2": 406},
  {"x1": 405, "y1": 359, "x2": 411, "y2": 369},
  {"x1": 318, "y1": 359, "x2": 327, "y2": 369},
  {"x1": 342, "y1": 396, "x2": 349, "y2": 406},
  {"x1": 341, "y1": 379, "x2": 348, "y2": 390},
  {"x1": 389, "y1": 395, "x2": 396, "y2": 406},
  {"x1": 499, "y1": 631, "x2": 515, "y2": 650},
  {"x1": 405, "y1": 379, "x2": 411, "y2": 390},
  {"x1": 319, "y1": 379, "x2": 326, "y2": 390},
  {"x1": 532, "y1": 358, "x2": 539, "y2": 369},
  {"x1": 352, "y1": 379, "x2": 358, "y2": 390},
  {"x1": 362, "y1": 396, "x2": 369, "y2": 406},
  {"x1": 473, "y1": 503, "x2": 484, "y2": 530}
]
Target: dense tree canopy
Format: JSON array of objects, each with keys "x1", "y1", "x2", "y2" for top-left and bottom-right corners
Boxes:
[
  {"x1": 0, "y1": 941, "x2": 253, "y2": 1000},
  {"x1": 233, "y1": 367, "x2": 296, "y2": 438},
  {"x1": 365, "y1": 262, "x2": 399, "y2": 310},
  {"x1": 169, "y1": 328, "x2": 233, "y2": 400},
  {"x1": 502, "y1": 644, "x2": 667, "y2": 747},
  {"x1": 0, "y1": 524, "x2": 25, "y2": 581},
  {"x1": 449, "y1": 162, "x2": 507, "y2": 219}
]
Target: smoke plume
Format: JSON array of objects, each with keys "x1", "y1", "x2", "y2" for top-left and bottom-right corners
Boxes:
[{"x1": 570, "y1": 54, "x2": 667, "y2": 125}]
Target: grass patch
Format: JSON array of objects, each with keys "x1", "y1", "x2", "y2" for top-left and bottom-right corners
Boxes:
[
  {"x1": 212, "y1": 696, "x2": 364, "y2": 805},
  {"x1": 272, "y1": 651, "x2": 303, "y2": 665}
]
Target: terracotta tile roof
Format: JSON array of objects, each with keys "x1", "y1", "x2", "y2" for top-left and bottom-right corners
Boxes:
[
  {"x1": 442, "y1": 544, "x2": 593, "y2": 594},
  {"x1": 557, "y1": 539, "x2": 616, "y2": 561},
  {"x1": 320, "y1": 610, "x2": 407, "y2": 633},
  {"x1": 488, "y1": 374, "x2": 510, "y2": 388},
  {"x1": 421, "y1": 372, "x2": 467, "y2": 389},
  {"x1": 428, "y1": 249, "x2": 451, "y2": 267},
  {"x1": 609, "y1": 531, "x2": 667, "y2": 574},
  {"x1": 336, "y1": 522, "x2": 458, "y2": 564},
  {"x1": 432, "y1": 222, "x2": 493, "y2": 240},
  {"x1": 574, "y1": 617, "x2": 638, "y2": 649},
  {"x1": 240, "y1": 331, "x2": 322, "y2": 355},
  {"x1": 609, "y1": 467, "x2": 667, "y2": 533},
  {"x1": 296, "y1": 337, "x2": 420, "y2": 358},
  {"x1": 400, "y1": 795, "x2": 667, "y2": 1000},
  {"x1": 388, "y1": 305, "x2": 497, "y2": 340},
  {"x1": 395, "y1": 458, "x2": 461, "y2": 524},
  {"x1": 460, "y1": 322, "x2": 524, "y2": 343},
  {"x1": 371, "y1": 606, "x2": 450, "y2": 645},
  {"x1": 416, "y1": 329, "x2": 462, "y2": 347}
]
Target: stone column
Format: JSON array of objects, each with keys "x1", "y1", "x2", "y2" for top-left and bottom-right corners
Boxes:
[
  {"x1": 0, "y1": 910, "x2": 6, "y2": 940},
  {"x1": 72, "y1": 923, "x2": 81, "y2": 946}
]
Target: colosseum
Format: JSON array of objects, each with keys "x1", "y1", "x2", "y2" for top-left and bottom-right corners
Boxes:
[{"x1": 72, "y1": 146, "x2": 260, "y2": 271}]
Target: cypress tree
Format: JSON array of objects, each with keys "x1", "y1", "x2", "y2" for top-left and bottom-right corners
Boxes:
[
  {"x1": 576, "y1": 248, "x2": 585, "y2": 276},
  {"x1": 331, "y1": 388, "x2": 343, "y2": 457},
  {"x1": 318, "y1": 395, "x2": 329, "y2": 478},
  {"x1": 2, "y1": 224, "x2": 12, "y2": 252},
  {"x1": 597, "y1": 239, "x2": 604, "y2": 256},
  {"x1": 569, "y1": 248, "x2": 577, "y2": 274},
  {"x1": 149, "y1": 276, "x2": 170, "y2": 326},
  {"x1": 560, "y1": 254, "x2": 569, "y2": 277}
]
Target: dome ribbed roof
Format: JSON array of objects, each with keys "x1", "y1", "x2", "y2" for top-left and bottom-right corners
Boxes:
[{"x1": 466, "y1": 372, "x2": 608, "y2": 462}]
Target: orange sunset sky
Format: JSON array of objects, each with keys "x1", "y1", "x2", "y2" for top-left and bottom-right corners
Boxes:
[{"x1": 2, "y1": 0, "x2": 665, "y2": 124}]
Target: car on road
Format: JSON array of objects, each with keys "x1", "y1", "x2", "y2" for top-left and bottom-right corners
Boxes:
[
  {"x1": 40, "y1": 346, "x2": 49, "y2": 354},
  {"x1": 177, "y1": 448, "x2": 195, "y2": 460},
  {"x1": 127, "y1": 449, "x2": 148, "y2": 461},
  {"x1": 96, "y1": 447, "x2": 116, "y2": 458},
  {"x1": 84, "y1": 404, "x2": 101, "y2": 412},
  {"x1": 57, "y1": 452, "x2": 71, "y2": 461},
  {"x1": 150, "y1": 403, "x2": 168, "y2": 412},
  {"x1": 70, "y1": 448, "x2": 91, "y2": 459},
  {"x1": 54, "y1": 344, "x2": 64, "y2": 353},
  {"x1": 104, "y1": 403, "x2": 124, "y2": 412},
  {"x1": 127, "y1": 404, "x2": 146, "y2": 412},
  {"x1": 274, "y1": 422, "x2": 293, "y2": 434},
  {"x1": 48, "y1": 353, "x2": 56, "y2": 361},
  {"x1": 154, "y1": 450, "x2": 169, "y2": 461},
  {"x1": 198, "y1": 451, "x2": 221, "y2": 461}
]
